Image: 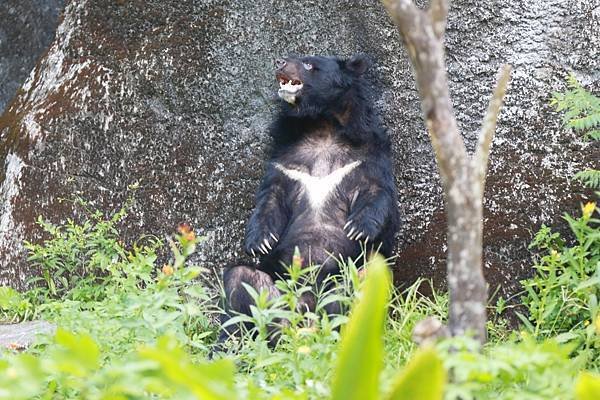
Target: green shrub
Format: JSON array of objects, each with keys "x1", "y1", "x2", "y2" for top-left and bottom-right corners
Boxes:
[
  {"x1": 1, "y1": 198, "x2": 599, "y2": 399},
  {"x1": 24, "y1": 197, "x2": 133, "y2": 302},
  {"x1": 551, "y1": 74, "x2": 600, "y2": 189},
  {"x1": 439, "y1": 335, "x2": 581, "y2": 400},
  {"x1": 551, "y1": 74, "x2": 600, "y2": 141},
  {"x1": 0, "y1": 331, "x2": 238, "y2": 400},
  {"x1": 517, "y1": 75, "x2": 600, "y2": 371},
  {"x1": 0, "y1": 287, "x2": 34, "y2": 323},
  {"x1": 519, "y1": 203, "x2": 599, "y2": 369}
]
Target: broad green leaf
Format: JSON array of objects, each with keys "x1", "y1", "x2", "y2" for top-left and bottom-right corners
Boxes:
[
  {"x1": 0, "y1": 286, "x2": 21, "y2": 308},
  {"x1": 575, "y1": 372, "x2": 600, "y2": 400},
  {"x1": 0, "y1": 354, "x2": 46, "y2": 400},
  {"x1": 139, "y1": 336, "x2": 236, "y2": 400},
  {"x1": 51, "y1": 329, "x2": 100, "y2": 376},
  {"x1": 331, "y1": 255, "x2": 391, "y2": 400},
  {"x1": 384, "y1": 348, "x2": 446, "y2": 400}
]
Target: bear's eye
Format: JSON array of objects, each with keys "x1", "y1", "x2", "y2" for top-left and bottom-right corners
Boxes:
[{"x1": 302, "y1": 62, "x2": 313, "y2": 71}]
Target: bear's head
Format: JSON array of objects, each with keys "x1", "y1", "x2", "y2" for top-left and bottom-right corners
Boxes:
[{"x1": 274, "y1": 54, "x2": 370, "y2": 119}]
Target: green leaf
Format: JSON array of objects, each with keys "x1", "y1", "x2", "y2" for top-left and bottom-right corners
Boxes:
[
  {"x1": 0, "y1": 286, "x2": 21, "y2": 309},
  {"x1": 515, "y1": 311, "x2": 535, "y2": 332},
  {"x1": 574, "y1": 169, "x2": 600, "y2": 189},
  {"x1": 587, "y1": 129, "x2": 600, "y2": 140},
  {"x1": 575, "y1": 372, "x2": 600, "y2": 400},
  {"x1": 576, "y1": 276, "x2": 600, "y2": 291},
  {"x1": 138, "y1": 336, "x2": 236, "y2": 400},
  {"x1": 384, "y1": 348, "x2": 446, "y2": 400},
  {"x1": 554, "y1": 331, "x2": 580, "y2": 343},
  {"x1": 330, "y1": 255, "x2": 391, "y2": 400},
  {"x1": 221, "y1": 314, "x2": 254, "y2": 329},
  {"x1": 51, "y1": 330, "x2": 100, "y2": 377}
]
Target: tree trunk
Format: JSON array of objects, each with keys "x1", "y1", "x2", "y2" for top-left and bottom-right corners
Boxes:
[{"x1": 383, "y1": 0, "x2": 511, "y2": 343}]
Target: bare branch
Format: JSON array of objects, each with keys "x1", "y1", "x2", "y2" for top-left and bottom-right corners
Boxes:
[
  {"x1": 472, "y1": 64, "x2": 512, "y2": 188},
  {"x1": 429, "y1": 0, "x2": 448, "y2": 38}
]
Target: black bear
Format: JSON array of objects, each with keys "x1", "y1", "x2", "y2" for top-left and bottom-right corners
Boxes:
[{"x1": 220, "y1": 54, "x2": 400, "y2": 343}]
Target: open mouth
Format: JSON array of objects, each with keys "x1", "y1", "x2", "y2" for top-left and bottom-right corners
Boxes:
[{"x1": 277, "y1": 72, "x2": 303, "y2": 104}]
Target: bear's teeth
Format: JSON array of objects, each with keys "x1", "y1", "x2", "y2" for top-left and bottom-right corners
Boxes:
[{"x1": 279, "y1": 81, "x2": 303, "y2": 91}]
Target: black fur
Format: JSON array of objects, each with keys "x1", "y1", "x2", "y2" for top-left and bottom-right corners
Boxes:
[{"x1": 219, "y1": 54, "x2": 400, "y2": 345}]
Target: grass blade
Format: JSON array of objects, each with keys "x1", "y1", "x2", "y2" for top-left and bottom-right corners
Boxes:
[{"x1": 331, "y1": 255, "x2": 391, "y2": 400}]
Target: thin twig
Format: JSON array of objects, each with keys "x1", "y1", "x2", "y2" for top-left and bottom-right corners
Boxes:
[{"x1": 472, "y1": 64, "x2": 512, "y2": 189}]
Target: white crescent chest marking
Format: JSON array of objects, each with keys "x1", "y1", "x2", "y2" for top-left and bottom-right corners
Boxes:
[{"x1": 274, "y1": 161, "x2": 361, "y2": 209}]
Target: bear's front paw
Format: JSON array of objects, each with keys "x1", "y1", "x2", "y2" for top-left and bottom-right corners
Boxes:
[
  {"x1": 343, "y1": 216, "x2": 381, "y2": 242},
  {"x1": 245, "y1": 231, "x2": 280, "y2": 257}
]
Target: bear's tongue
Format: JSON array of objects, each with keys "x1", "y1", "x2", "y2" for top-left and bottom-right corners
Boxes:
[{"x1": 278, "y1": 79, "x2": 303, "y2": 104}]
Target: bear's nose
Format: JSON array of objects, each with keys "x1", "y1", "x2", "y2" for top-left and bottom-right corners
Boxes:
[{"x1": 275, "y1": 58, "x2": 286, "y2": 69}]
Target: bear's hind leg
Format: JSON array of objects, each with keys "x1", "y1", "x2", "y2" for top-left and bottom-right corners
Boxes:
[{"x1": 218, "y1": 265, "x2": 281, "y2": 347}]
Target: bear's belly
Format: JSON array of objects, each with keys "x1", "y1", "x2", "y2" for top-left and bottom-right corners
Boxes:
[{"x1": 264, "y1": 204, "x2": 360, "y2": 275}]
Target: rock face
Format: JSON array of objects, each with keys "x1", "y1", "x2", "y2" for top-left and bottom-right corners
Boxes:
[
  {"x1": 0, "y1": 321, "x2": 56, "y2": 349},
  {"x1": 0, "y1": 0, "x2": 598, "y2": 309},
  {"x1": 0, "y1": 0, "x2": 65, "y2": 115}
]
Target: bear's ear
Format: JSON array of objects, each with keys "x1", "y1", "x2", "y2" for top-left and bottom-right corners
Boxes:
[{"x1": 345, "y1": 54, "x2": 370, "y2": 76}]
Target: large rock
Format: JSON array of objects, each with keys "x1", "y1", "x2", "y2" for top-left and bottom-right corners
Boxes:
[
  {"x1": 0, "y1": 0, "x2": 65, "y2": 115},
  {"x1": 0, "y1": 0, "x2": 598, "y2": 309},
  {"x1": 0, "y1": 321, "x2": 56, "y2": 349}
]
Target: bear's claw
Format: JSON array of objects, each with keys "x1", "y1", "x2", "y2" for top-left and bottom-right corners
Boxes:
[
  {"x1": 246, "y1": 232, "x2": 278, "y2": 257},
  {"x1": 344, "y1": 217, "x2": 379, "y2": 242}
]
